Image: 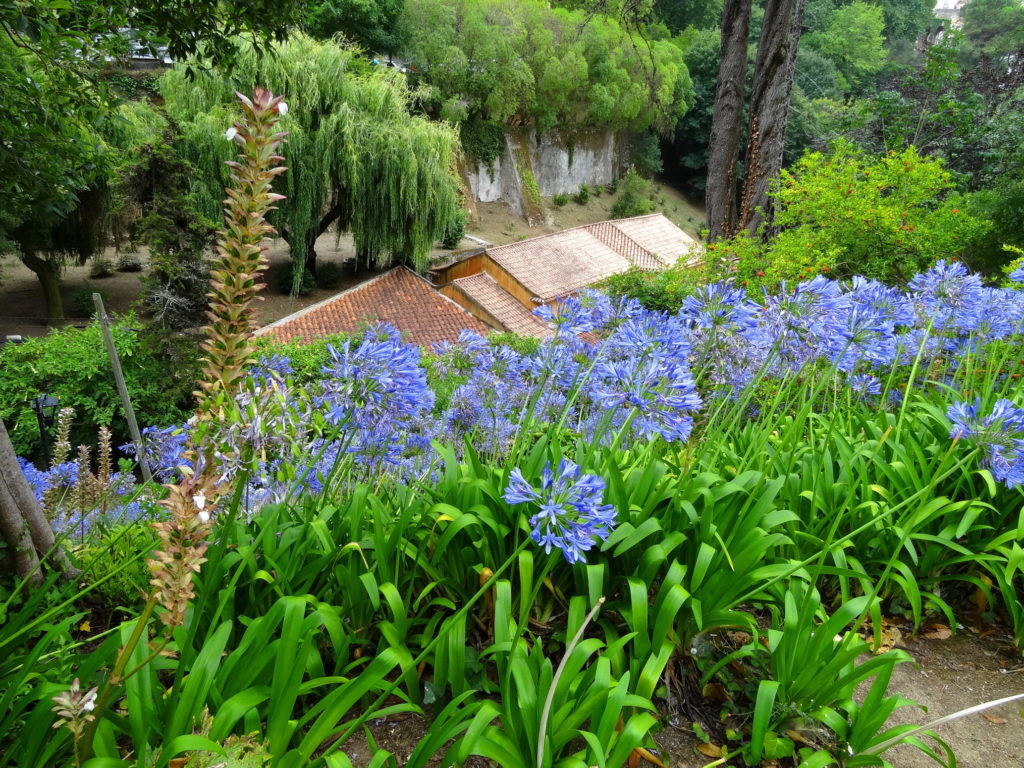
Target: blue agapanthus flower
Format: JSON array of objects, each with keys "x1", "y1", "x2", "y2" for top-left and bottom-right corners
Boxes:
[
  {"x1": 909, "y1": 260, "x2": 986, "y2": 333},
  {"x1": 504, "y1": 459, "x2": 617, "y2": 564},
  {"x1": 1010, "y1": 264, "x2": 1024, "y2": 283},
  {"x1": 848, "y1": 373, "x2": 882, "y2": 396},
  {"x1": 948, "y1": 399, "x2": 1024, "y2": 488}
]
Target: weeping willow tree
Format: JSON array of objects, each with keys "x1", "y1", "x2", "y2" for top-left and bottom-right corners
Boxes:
[{"x1": 162, "y1": 35, "x2": 462, "y2": 286}]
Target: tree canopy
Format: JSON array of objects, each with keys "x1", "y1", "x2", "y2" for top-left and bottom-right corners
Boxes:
[
  {"x1": 963, "y1": 0, "x2": 1024, "y2": 66},
  {"x1": 302, "y1": 0, "x2": 407, "y2": 53},
  {"x1": 403, "y1": 0, "x2": 692, "y2": 134},
  {"x1": 163, "y1": 35, "x2": 463, "y2": 285},
  {"x1": 0, "y1": 0, "x2": 299, "y2": 320}
]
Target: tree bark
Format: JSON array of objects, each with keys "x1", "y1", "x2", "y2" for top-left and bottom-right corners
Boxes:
[
  {"x1": 282, "y1": 204, "x2": 346, "y2": 282},
  {"x1": 20, "y1": 251, "x2": 65, "y2": 323},
  {"x1": 738, "y1": 0, "x2": 807, "y2": 236},
  {"x1": 0, "y1": 418, "x2": 58, "y2": 584},
  {"x1": 706, "y1": 0, "x2": 754, "y2": 241}
]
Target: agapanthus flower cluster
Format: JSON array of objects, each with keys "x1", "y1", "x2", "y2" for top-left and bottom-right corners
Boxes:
[
  {"x1": 947, "y1": 399, "x2": 1024, "y2": 488},
  {"x1": 20, "y1": 260, "x2": 1024, "y2": 533},
  {"x1": 504, "y1": 459, "x2": 617, "y2": 563}
]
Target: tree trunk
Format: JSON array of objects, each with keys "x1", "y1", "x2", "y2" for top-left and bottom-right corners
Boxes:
[
  {"x1": 738, "y1": 0, "x2": 807, "y2": 236},
  {"x1": 20, "y1": 251, "x2": 65, "y2": 324},
  {"x1": 0, "y1": 418, "x2": 59, "y2": 584},
  {"x1": 304, "y1": 232, "x2": 320, "y2": 278},
  {"x1": 706, "y1": 0, "x2": 754, "y2": 241}
]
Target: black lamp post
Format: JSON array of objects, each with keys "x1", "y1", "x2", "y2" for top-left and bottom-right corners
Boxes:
[{"x1": 32, "y1": 394, "x2": 59, "y2": 467}]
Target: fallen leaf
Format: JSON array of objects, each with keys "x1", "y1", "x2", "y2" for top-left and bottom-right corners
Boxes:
[
  {"x1": 702, "y1": 682, "x2": 729, "y2": 702},
  {"x1": 634, "y1": 747, "x2": 667, "y2": 767},
  {"x1": 923, "y1": 624, "x2": 952, "y2": 640},
  {"x1": 697, "y1": 743, "x2": 722, "y2": 758},
  {"x1": 169, "y1": 759, "x2": 189, "y2": 768},
  {"x1": 874, "y1": 623, "x2": 902, "y2": 654},
  {"x1": 975, "y1": 574, "x2": 993, "y2": 617},
  {"x1": 983, "y1": 713, "x2": 1007, "y2": 724},
  {"x1": 787, "y1": 729, "x2": 810, "y2": 745}
]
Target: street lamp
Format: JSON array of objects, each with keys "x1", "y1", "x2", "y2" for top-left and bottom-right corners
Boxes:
[{"x1": 32, "y1": 394, "x2": 59, "y2": 467}]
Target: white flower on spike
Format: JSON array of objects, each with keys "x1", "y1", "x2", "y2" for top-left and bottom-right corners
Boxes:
[
  {"x1": 225, "y1": 126, "x2": 238, "y2": 141},
  {"x1": 278, "y1": 101, "x2": 288, "y2": 116},
  {"x1": 194, "y1": 491, "x2": 210, "y2": 523}
]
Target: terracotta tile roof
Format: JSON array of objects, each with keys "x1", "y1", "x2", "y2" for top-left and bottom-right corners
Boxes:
[
  {"x1": 451, "y1": 273, "x2": 553, "y2": 338},
  {"x1": 255, "y1": 267, "x2": 489, "y2": 346},
  {"x1": 486, "y1": 229, "x2": 632, "y2": 302},
  {"x1": 597, "y1": 214, "x2": 701, "y2": 267}
]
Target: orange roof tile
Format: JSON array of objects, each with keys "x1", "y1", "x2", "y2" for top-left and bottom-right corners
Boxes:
[
  {"x1": 451, "y1": 273, "x2": 553, "y2": 338},
  {"x1": 256, "y1": 267, "x2": 489, "y2": 346}
]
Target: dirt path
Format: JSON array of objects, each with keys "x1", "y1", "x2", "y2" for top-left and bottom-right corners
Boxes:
[
  {"x1": 655, "y1": 628, "x2": 1024, "y2": 767},
  {"x1": 342, "y1": 628, "x2": 1024, "y2": 767}
]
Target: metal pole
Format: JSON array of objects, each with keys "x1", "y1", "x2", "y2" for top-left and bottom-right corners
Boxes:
[
  {"x1": 92, "y1": 294, "x2": 153, "y2": 484},
  {"x1": 34, "y1": 403, "x2": 51, "y2": 468}
]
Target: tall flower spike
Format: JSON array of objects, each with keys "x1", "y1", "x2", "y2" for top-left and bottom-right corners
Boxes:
[
  {"x1": 150, "y1": 89, "x2": 288, "y2": 628},
  {"x1": 196, "y1": 87, "x2": 288, "y2": 417}
]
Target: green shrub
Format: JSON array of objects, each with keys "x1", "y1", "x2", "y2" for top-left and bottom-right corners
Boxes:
[
  {"x1": 253, "y1": 332, "x2": 352, "y2": 383},
  {"x1": 736, "y1": 141, "x2": 992, "y2": 285},
  {"x1": 602, "y1": 262, "x2": 709, "y2": 312},
  {"x1": 316, "y1": 262, "x2": 345, "y2": 290},
  {"x1": 115, "y1": 251, "x2": 145, "y2": 272},
  {"x1": 441, "y1": 209, "x2": 466, "y2": 249},
  {"x1": 610, "y1": 169, "x2": 656, "y2": 219},
  {"x1": 573, "y1": 183, "x2": 590, "y2": 205},
  {"x1": 79, "y1": 523, "x2": 158, "y2": 611},
  {"x1": 278, "y1": 262, "x2": 316, "y2": 296},
  {"x1": 552, "y1": 193, "x2": 569, "y2": 207},
  {"x1": 0, "y1": 316, "x2": 199, "y2": 457},
  {"x1": 89, "y1": 257, "x2": 116, "y2": 279}
]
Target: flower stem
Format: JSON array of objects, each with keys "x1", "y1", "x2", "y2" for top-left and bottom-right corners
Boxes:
[
  {"x1": 536, "y1": 596, "x2": 605, "y2": 768},
  {"x1": 76, "y1": 595, "x2": 158, "y2": 763}
]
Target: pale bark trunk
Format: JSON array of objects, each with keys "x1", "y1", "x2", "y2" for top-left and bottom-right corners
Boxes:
[
  {"x1": 0, "y1": 418, "x2": 77, "y2": 583},
  {"x1": 706, "y1": 0, "x2": 753, "y2": 241}
]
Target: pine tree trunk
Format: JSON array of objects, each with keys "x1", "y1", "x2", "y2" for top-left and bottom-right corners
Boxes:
[
  {"x1": 706, "y1": 0, "x2": 754, "y2": 241},
  {"x1": 20, "y1": 251, "x2": 65, "y2": 323},
  {"x1": 738, "y1": 0, "x2": 807, "y2": 236},
  {"x1": 0, "y1": 418, "x2": 58, "y2": 584}
]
